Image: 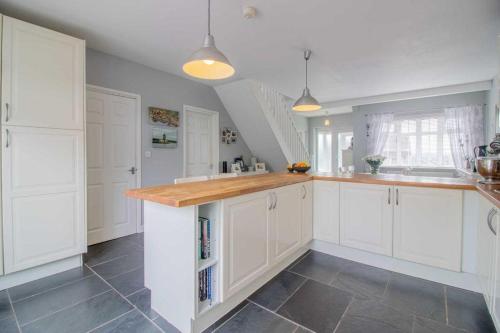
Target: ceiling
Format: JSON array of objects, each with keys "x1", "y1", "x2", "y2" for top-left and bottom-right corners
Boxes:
[{"x1": 1, "y1": 0, "x2": 499, "y2": 107}]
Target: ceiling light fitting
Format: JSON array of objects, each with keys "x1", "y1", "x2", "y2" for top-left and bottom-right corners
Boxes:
[
  {"x1": 183, "y1": 0, "x2": 235, "y2": 80},
  {"x1": 293, "y1": 49, "x2": 321, "y2": 112}
]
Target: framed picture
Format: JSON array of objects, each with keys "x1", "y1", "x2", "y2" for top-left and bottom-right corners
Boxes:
[
  {"x1": 152, "y1": 126, "x2": 177, "y2": 148},
  {"x1": 230, "y1": 163, "x2": 242, "y2": 174},
  {"x1": 255, "y1": 162, "x2": 266, "y2": 171},
  {"x1": 149, "y1": 107, "x2": 179, "y2": 127}
]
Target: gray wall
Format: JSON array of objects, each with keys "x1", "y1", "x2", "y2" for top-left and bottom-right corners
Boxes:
[
  {"x1": 86, "y1": 48, "x2": 252, "y2": 186},
  {"x1": 308, "y1": 113, "x2": 354, "y2": 170},
  {"x1": 352, "y1": 91, "x2": 488, "y2": 171}
]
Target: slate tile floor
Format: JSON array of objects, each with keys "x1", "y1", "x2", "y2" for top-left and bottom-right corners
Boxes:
[{"x1": 0, "y1": 235, "x2": 496, "y2": 333}]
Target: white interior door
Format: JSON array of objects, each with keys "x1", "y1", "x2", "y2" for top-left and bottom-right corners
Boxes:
[
  {"x1": 184, "y1": 106, "x2": 219, "y2": 177},
  {"x1": 86, "y1": 87, "x2": 140, "y2": 245}
]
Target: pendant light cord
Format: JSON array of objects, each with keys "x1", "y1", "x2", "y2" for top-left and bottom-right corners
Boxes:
[
  {"x1": 305, "y1": 54, "x2": 308, "y2": 89},
  {"x1": 208, "y1": 0, "x2": 211, "y2": 36}
]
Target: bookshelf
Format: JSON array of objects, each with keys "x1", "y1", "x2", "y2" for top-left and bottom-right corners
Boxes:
[{"x1": 196, "y1": 202, "x2": 220, "y2": 314}]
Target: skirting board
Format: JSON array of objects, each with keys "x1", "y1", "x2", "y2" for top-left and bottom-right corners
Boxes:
[
  {"x1": 310, "y1": 240, "x2": 480, "y2": 292},
  {"x1": 0, "y1": 255, "x2": 82, "y2": 290}
]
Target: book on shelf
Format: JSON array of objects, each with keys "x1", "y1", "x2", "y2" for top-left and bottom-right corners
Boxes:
[
  {"x1": 198, "y1": 266, "x2": 213, "y2": 304},
  {"x1": 199, "y1": 217, "x2": 211, "y2": 260}
]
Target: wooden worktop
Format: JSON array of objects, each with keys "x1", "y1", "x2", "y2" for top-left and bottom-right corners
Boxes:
[
  {"x1": 126, "y1": 173, "x2": 312, "y2": 207},
  {"x1": 125, "y1": 172, "x2": 485, "y2": 207}
]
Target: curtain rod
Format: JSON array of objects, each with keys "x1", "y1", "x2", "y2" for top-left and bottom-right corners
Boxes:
[{"x1": 363, "y1": 103, "x2": 487, "y2": 117}]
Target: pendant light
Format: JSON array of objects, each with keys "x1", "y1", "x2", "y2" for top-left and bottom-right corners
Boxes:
[
  {"x1": 183, "y1": 0, "x2": 235, "y2": 80},
  {"x1": 323, "y1": 110, "x2": 330, "y2": 126},
  {"x1": 293, "y1": 49, "x2": 321, "y2": 112}
]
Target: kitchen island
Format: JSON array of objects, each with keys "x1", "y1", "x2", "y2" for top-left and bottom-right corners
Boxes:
[{"x1": 127, "y1": 172, "x2": 486, "y2": 332}]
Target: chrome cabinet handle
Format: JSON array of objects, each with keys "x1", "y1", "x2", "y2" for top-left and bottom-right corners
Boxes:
[
  {"x1": 488, "y1": 208, "x2": 497, "y2": 235},
  {"x1": 272, "y1": 192, "x2": 277, "y2": 210},
  {"x1": 5, "y1": 103, "x2": 9, "y2": 122},
  {"x1": 388, "y1": 188, "x2": 391, "y2": 205},
  {"x1": 128, "y1": 166, "x2": 137, "y2": 175},
  {"x1": 5, "y1": 129, "x2": 9, "y2": 148},
  {"x1": 396, "y1": 188, "x2": 399, "y2": 205},
  {"x1": 302, "y1": 185, "x2": 307, "y2": 199},
  {"x1": 268, "y1": 193, "x2": 273, "y2": 210}
]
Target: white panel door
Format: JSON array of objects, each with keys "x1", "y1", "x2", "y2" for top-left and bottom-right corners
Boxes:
[
  {"x1": 301, "y1": 181, "x2": 313, "y2": 245},
  {"x1": 2, "y1": 126, "x2": 85, "y2": 273},
  {"x1": 393, "y1": 186, "x2": 463, "y2": 271},
  {"x1": 86, "y1": 89, "x2": 139, "y2": 245},
  {"x1": 477, "y1": 197, "x2": 497, "y2": 310},
  {"x1": 492, "y1": 208, "x2": 500, "y2": 326},
  {"x1": 184, "y1": 107, "x2": 218, "y2": 177},
  {"x1": 1, "y1": 16, "x2": 84, "y2": 130},
  {"x1": 272, "y1": 185, "x2": 301, "y2": 263},
  {"x1": 222, "y1": 191, "x2": 271, "y2": 300},
  {"x1": 313, "y1": 181, "x2": 340, "y2": 243},
  {"x1": 339, "y1": 183, "x2": 393, "y2": 255}
]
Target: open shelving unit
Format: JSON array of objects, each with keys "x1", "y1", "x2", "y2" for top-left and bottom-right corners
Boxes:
[{"x1": 196, "y1": 202, "x2": 220, "y2": 315}]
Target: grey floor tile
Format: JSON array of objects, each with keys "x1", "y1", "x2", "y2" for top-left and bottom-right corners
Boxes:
[
  {"x1": 154, "y1": 315, "x2": 181, "y2": 332},
  {"x1": 91, "y1": 309, "x2": 161, "y2": 333},
  {"x1": 382, "y1": 273, "x2": 446, "y2": 322},
  {"x1": 285, "y1": 250, "x2": 311, "y2": 271},
  {"x1": 127, "y1": 288, "x2": 159, "y2": 320},
  {"x1": 14, "y1": 275, "x2": 110, "y2": 325},
  {"x1": 217, "y1": 303, "x2": 297, "y2": 333},
  {"x1": 249, "y1": 271, "x2": 306, "y2": 311},
  {"x1": 92, "y1": 250, "x2": 144, "y2": 280},
  {"x1": 0, "y1": 290, "x2": 13, "y2": 321},
  {"x1": 294, "y1": 327, "x2": 314, "y2": 333},
  {"x1": 202, "y1": 300, "x2": 248, "y2": 333},
  {"x1": 277, "y1": 279, "x2": 352, "y2": 333},
  {"x1": 335, "y1": 298, "x2": 413, "y2": 333},
  {"x1": 413, "y1": 316, "x2": 468, "y2": 333},
  {"x1": 85, "y1": 237, "x2": 143, "y2": 267},
  {"x1": 108, "y1": 267, "x2": 145, "y2": 297},
  {"x1": 21, "y1": 290, "x2": 133, "y2": 333},
  {"x1": 0, "y1": 316, "x2": 19, "y2": 333},
  {"x1": 8, "y1": 266, "x2": 93, "y2": 303},
  {"x1": 446, "y1": 286, "x2": 496, "y2": 333},
  {"x1": 289, "y1": 251, "x2": 350, "y2": 284},
  {"x1": 330, "y1": 262, "x2": 391, "y2": 300}
]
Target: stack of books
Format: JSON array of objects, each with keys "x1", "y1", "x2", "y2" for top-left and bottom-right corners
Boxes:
[
  {"x1": 199, "y1": 266, "x2": 212, "y2": 303},
  {"x1": 199, "y1": 217, "x2": 211, "y2": 260}
]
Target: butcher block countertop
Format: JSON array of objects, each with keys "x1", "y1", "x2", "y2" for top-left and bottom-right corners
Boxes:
[{"x1": 125, "y1": 172, "x2": 485, "y2": 207}]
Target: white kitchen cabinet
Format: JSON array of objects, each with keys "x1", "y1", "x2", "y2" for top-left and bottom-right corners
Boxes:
[
  {"x1": 2, "y1": 126, "x2": 85, "y2": 273},
  {"x1": 339, "y1": 182, "x2": 393, "y2": 255},
  {"x1": 313, "y1": 181, "x2": 340, "y2": 243},
  {"x1": 478, "y1": 196, "x2": 498, "y2": 311},
  {"x1": 221, "y1": 191, "x2": 271, "y2": 300},
  {"x1": 1, "y1": 16, "x2": 84, "y2": 130},
  {"x1": 393, "y1": 186, "x2": 463, "y2": 271},
  {"x1": 493, "y1": 206, "x2": 500, "y2": 327},
  {"x1": 301, "y1": 181, "x2": 313, "y2": 245},
  {"x1": 271, "y1": 184, "x2": 302, "y2": 263}
]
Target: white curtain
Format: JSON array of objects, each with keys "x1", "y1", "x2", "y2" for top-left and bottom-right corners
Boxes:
[
  {"x1": 444, "y1": 105, "x2": 484, "y2": 170},
  {"x1": 366, "y1": 113, "x2": 394, "y2": 156}
]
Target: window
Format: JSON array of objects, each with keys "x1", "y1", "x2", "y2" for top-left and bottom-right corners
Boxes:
[
  {"x1": 382, "y1": 114, "x2": 453, "y2": 167},
  {"x1": 316, "y1": 129, "x2": 332, "y2": 172},
  {"x1": 338, "y1": 132, "x2": 353, "y2": 169}
]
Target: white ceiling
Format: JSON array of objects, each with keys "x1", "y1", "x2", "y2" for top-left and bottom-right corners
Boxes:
[{"x1": 1, "y1": 0, "x2": 499, "y2": 105}]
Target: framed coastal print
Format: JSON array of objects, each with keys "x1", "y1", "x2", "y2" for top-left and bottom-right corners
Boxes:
[
  {"x1": 152, "y1": 126, "x2": 177, "y2": 148},
  {"x1": 149, "y1": 107, "x2": 180, "y2": 127},
  {"x1": 255, "y1": 162, "x2": 266, "y2": 171}
]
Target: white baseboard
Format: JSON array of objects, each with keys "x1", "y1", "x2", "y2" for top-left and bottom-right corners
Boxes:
[
  {"x1": 310, "y1": 240, "x2": 480, "y2": 292},
  {"x1": 0, "y1": 255, "x2": 82, "y2": 290}
]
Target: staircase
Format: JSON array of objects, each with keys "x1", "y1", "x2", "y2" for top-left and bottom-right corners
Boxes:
[{"x1": 215, "y1": 79, "x2": 309, "y2": 171}]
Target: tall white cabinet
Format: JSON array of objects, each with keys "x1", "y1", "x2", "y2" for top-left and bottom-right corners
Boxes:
[{"x1": 0, "y1": 16, "x2": 86, "y2": 274}]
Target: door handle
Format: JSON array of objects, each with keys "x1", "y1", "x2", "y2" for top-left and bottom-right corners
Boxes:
[
  {"x1": 396, "y1": 188, "x2": 399, "y2": 205},
  {"x1": 268, "y1": 193, "x2": 273, "y2": 210},
  {"x1": 302, "y1": 185, "x2": 307, "y2": 199},
  {"x1": 388, "y1": 188, "x2": 391, "y2": 205},
  {"x1": 4, "y1": 103, "x2": 9, "y2": 122},
  {"x1": 273, "y1": 193, "x2": 278, "y2": 209},
  {"x1": 128, "y1": 167, "x2": 137, "y2": 175},
  {"x1": 488, "y1": 208, "x2": 497, "y2": 235},
  {"x1": 5, "y1": 129, "x2": 9, "y2": 148}
]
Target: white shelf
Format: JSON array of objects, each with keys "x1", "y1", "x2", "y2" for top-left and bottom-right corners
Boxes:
[{"x1": 198, "y1": 258, "x2": 218, "y2": 272}]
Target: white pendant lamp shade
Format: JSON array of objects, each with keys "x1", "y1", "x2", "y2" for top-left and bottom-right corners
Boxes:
[
  {"x1": 293, "y1": 50, "x2": 321, "y2": 112},
  {"x1": 183, "y1": 0, "x2": 235, "y2": 80}
]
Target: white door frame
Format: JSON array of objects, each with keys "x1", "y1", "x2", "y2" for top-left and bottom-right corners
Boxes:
[
  {"x1": 86, "y1": 84, "x2": 143, "y2": 233},
  {"x1": 182, "y1": 105, "x2": 220, "y2": 177}
]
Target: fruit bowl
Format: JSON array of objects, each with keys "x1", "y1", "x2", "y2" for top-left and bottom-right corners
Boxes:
[{"x1": 293, "y1": 165, "x2": 311, "y2": 173}]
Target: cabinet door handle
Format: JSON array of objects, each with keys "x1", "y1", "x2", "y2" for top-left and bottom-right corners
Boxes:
[
  {"x1": 273, "y1": 193, "x2": 277, "y2": 210},
  {"x1": 4, "y1": 103, "x2": 9, "y2": 122},
  {"x1": 302, "y1": 185, "x2": 307, "y2": 199},
  {"x1": 5, "y1": 129, "x2": 9, "y2": 148},
  {"x1": 396, "y1": 188, "x2": 399, "y2": 205},
  {"x1": 488, "y1": 208, "x2": 497, "y2": 235},
  {"x1": 268, "y1": 193, "x2": 273, "y2": 210},
  {"x1": 388, "y1": 188, "x2": 391, "y2": 205}
]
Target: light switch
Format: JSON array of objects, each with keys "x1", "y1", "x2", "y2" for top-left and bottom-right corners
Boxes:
[{"x1": 145, "y1": 151, "x2": 152, "y2": 158}]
